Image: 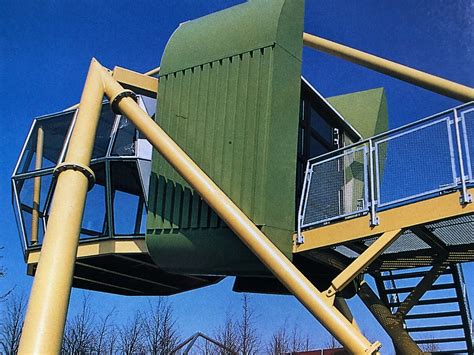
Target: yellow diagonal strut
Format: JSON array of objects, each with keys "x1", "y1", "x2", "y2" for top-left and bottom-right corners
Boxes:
[
  {"x1": 326, "y1": 229, "x2": 403, "y2": 298},
  {"x1": 18, "y1": 60, "x2": 381, "y2": 354}
]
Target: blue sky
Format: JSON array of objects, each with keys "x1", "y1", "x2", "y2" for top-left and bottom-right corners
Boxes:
[{"x1": 1, "y1": 0, "x2": 473, "y2": 352}]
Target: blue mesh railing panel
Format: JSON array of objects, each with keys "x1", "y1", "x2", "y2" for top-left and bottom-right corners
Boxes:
[{"x1": 298, "y1": 102, "x2": 474, "y2": 232}]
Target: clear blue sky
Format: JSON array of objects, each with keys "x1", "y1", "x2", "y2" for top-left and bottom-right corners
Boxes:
[{"x1": 1, "y1": 1, "x2": 473, "y2": 352}]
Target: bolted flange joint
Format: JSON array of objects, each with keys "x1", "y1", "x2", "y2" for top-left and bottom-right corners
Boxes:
[
  {"x1": 110, "y1": 89, "x2": 138, "y2": 114},
  {"x1": 53, "y1": 162, "x2": 95, "y2": 191}
]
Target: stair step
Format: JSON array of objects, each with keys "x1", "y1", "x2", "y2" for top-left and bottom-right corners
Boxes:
[
  {"x1": 406, "y1": 324, "x2": 464, "y2": 332},
  {"x1": 379, "y1": 269, "x2": 450, "y2": 281},
  {"x1": 384, "y1": 283, "x2": 455, "y2": 294},
  {"x1": 405, "y1": 311, "x2": 461, "y2": 319},
  {"x1": 388, "y1": 297, "x2": 459, "y2": 307},
  {"x1": 415, "y1": 337, "x2": 466, "y2": 344}
]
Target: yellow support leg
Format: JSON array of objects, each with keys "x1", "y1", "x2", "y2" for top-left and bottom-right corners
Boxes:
[{"x1": 18, "y1": 59, "x2": 103, "y2": 354}]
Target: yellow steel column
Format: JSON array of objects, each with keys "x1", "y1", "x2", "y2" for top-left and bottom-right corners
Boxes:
[
  {"x1": 99, "y1": 64, "x2": 380, "y2": 354},
  {"x1": 358, "y1": 281, "x2": 423, "y2": 354},
  {"x1": 31, "y1": 126, "x2": 44, "y2": 245},
  {"x1": 18, "y1": 59, "x2": 104, "y2": 354},
  {"x1": 302, "y1": 32, "x2": 474, "y2": 102}
]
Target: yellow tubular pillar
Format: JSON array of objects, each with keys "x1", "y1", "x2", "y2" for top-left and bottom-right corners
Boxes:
[
  {"x1": 100, "y1": 64, "x2": 380, "y2": 354},
  {"x1": 31, "y1": 126, "x2": 44, "y2": 245},
  {"x1": 18, "y1": 59, "x2": 104, "y2": 354},
  {"x1": 358, "y1": 281, "x2": 423, "y2": 354},
  {"x1": 303, "y1": 32, "x2": 474, "y2": 102}
]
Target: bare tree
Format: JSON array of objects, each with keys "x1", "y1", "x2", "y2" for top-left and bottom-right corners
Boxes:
[
  {"x1": 106, "y1": 324, "x2": 119, "y2": 354},
  {"x1": 213, "y1": 295, "x2": 261, "y2": 354},
  {"x1": 289, "y1": 326, "x2": 311, "y2": 353},
  {"x1": 94, "y1": 308, "x2": 116, "y2": 354},
  {"x1": 266, "y1": 323, "x2": 311, "y2": 354},
  {"x1": 119, "y1": 311, "x2": 145, "y2": 354},
  {"x1": 62, "y1": 295, "x2": 96, "y2": 354},
  {"x1": 0, "y1": 247, "x2": 12, "y2": 301},
  {"x1": 142, "y1": 298, "x2": 180, "y2": 354},
  {"x1": 186, "y1": 336, "x2": 216, "y2": 355},
  {"x1": 0, "y1": 293, "x2": 25, "y2": 354},
  {"x1": 267, "y1": 325, "x2": 290, "y2": 354},
  {"x1": 237, "y1": 294, "x2": 260, "y2": 354},
  {"x1": 214, "y1": 315, "x2": 239, "y2": 354},
  {"x1": 202, "y1": 336, "x2": 217, "y2": 354},
  {"x1": 325, "y1": 335, "x2": 340, "y2": 349}
]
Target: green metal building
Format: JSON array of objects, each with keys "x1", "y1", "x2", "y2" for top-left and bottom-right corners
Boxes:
[{"x1": 145, "y1": 0, "x2": 387, "y2": 293}]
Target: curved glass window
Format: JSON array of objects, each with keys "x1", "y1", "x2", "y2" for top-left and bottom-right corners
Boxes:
[
  {"x1": 16, "y1": 111, "x2": 75, "y2": 174},
  {"x1": 12, "y1": 96, "x2": 154, "y2": 255}
]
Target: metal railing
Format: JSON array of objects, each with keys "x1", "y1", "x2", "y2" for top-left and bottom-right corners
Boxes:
[{"x1": 297, "y1": 102, "x2": 474, "y2": 239}]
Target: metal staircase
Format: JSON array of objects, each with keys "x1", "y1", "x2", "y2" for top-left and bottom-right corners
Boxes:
[{"x1": 374, "y1": 265, "x2": 473, "y2": 354}]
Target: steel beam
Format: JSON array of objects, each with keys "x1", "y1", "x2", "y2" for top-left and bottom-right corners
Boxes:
[
  {"x1": 295, "y1": 187, "x2": 474, "y2": 252},
  {"x1": 26, "y1": 238, "x2": 147, "y2": 267},
  {"x1": 395, "y1": 262, "x2": 448, "y2": 318},
  {"x1": 327, "y1": 229, "x2": 402, "y2": 297},
  {"x1": 334, "y1": 297, "x2": 361, "y2": 332},
  {"x1": 451, "y1": 265, "x2": 474, "y2": 355},
  {"x1": 302, "y1": 32, "x2": 474, "y2": 102},
  {"x1": 112, "y1": 66, "x2": 158, "y2": 97}
]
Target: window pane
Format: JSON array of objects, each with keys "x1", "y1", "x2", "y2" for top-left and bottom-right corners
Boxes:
[
  {"x1": 139, "y1": 203, "x2": 147, "y2": 234},
  {"x1": 141, "y1": 96, "x2": 157, "y2": 118},
  {"x1": 91, "y1": 104, "x2": 116, "y2": 159},
  {"x1": 17, "y1": 112, "x2": 75, "y2": 174},
  {"x1": 17, "y1": 174, "x2": 53, "y2": 213},
  {"x1": 311, "y1": 106, "x2": 333, "y2": 145},
  {"x1": 110, "y1": 161, "x2": 146, "y2": 236},
  {"x1": 81, "y1": 163, "x2": 107, "y2": 238},
  {"x1": 309, "y1": 137, "x2": 328, "y2": 158},
  {"x1": 111, "y1": 116, "x2": 136, "y2": 156}
]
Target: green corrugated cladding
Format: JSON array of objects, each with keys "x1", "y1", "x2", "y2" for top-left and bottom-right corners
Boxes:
[
  {"x1": 146, "y1": 0, "x2": 305, "y2": 276},
  {"x1": 328, "y1": 87, "x2": 388, "y2": 139}
]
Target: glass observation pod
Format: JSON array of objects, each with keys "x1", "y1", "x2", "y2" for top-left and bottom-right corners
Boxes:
[
  {"x1": 12, "y1": 96, "x2": 157, "y2": 250},
  {"x1": 12, "y1": 96, "x2": 222, "y2": 295}
]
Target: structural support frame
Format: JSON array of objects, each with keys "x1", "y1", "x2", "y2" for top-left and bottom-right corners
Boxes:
[
  {"x1": 18, "y1": 60, "x2": 380, "y2": 355},
  {"x1": 303, "y1": 32, "x2": 474, "y2": 102},
  {"x1": 326, "y1": 229, "x2": 402, "y2": 297},
  {"x1": 358, "y1": 281, "x2": 423, "y2": 354}
]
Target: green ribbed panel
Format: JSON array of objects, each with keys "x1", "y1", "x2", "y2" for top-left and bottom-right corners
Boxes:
[
  {"x1": 148, "y1": 47, "x2": 275, "y2": 231},
  {"x1": 146, "y1": 0, "x2": 304, "y2": 275}
]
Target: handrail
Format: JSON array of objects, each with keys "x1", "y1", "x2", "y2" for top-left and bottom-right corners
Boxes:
[
  {"x1": 307, "y1": 101, "x2": 474, "y2": 165},
  {"x1": 299, "y1": 103, "x2": 474, "y2": 233}
]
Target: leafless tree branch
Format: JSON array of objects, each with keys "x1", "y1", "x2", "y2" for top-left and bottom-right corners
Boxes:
[{"x1": 0, "y1": 293, "x2": 25, "y2": 354}]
